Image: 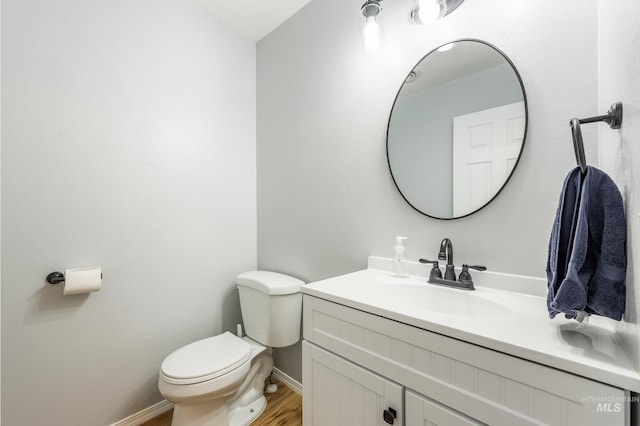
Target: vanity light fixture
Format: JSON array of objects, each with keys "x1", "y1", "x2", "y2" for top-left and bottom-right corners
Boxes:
[
  {"x1": 360, "y1": 0, "x2": 465, "y2": 51},
  {"x1": 360, "y1": 0, "x2": 384, "y2": 51},
  {"x1": 410, "y1": 0, "x2": 465, "y2": 25}
]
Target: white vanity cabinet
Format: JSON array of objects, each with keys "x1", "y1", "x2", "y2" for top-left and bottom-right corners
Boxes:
[
  {"x1": 302, "y1": 294, "x2": 630, "y2": 426},
  {"x1": 303, "y1": 341, "x2": 403, "y2": 425},
  {"x1": 405, "y1": 390, "x2": 483, "y2": 426}
]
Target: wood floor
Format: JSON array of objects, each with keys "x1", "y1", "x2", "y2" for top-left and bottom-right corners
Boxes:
[{"x1": 141, "y1": 378, "x2": 301, "y2": 426}]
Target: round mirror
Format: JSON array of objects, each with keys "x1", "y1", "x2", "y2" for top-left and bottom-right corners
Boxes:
[{"x1": 387, "y1": 39, "x2": 527, "y2": 219}]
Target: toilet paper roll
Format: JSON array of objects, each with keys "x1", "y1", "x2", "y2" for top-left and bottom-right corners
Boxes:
[{"x1": 63, "y1": 267, "x2": 102, "y2": 295}]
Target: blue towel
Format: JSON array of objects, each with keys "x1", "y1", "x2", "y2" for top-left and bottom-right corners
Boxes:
[{"x1": 546, "y1": 166, "x2": 626, "y2": 320}]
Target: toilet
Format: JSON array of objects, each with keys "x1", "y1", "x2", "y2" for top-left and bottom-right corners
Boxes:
[{"x1": 158, "y1": 270, "x2": 304, "y2": 426}]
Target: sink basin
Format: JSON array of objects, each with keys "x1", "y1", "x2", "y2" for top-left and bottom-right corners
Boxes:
[{"x1": 374, "y1": 282, "x2": 512, "y2": 317}]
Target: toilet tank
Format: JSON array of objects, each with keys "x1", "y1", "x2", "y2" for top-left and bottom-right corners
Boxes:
[{"x1": 236, "y1": 271, "x2": 304, "y2": 348}]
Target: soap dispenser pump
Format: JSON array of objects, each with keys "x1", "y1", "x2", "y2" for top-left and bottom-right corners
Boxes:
[{"x1": 391, "y1": 236, "x2": 409, "y2": 278}]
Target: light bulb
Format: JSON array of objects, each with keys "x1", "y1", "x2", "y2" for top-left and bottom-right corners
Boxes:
[
  {"x1": 360, "y1": 2, "x2": 383, "y2": 52},
  {"x1": 412, "y1": 0, "x2": 445, "y2": 25},
  {"x1": 420, "y1": 0, "x2": 442, "y2": 22},
  {"x1": 363, "y1": 16, "x2": 380, "y2": 38},
  {"x1": 364, "y1": 36, "x2": 380, "y2": 51},
  {"x1": 363, "y1": 25, "x2": 381, "y2": 51}
]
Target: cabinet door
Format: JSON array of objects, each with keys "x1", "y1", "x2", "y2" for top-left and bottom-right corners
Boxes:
[
  {"x1": 406, "y1": 389, "x2": 484, "y2": 426},
  {"x1": 303, "y1": 341, "x2": 403, "y2": 426}
]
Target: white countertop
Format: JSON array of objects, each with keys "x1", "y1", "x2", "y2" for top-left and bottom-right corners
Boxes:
[{"x1": 302, "y1": 257, "x2": 640, "y2": 392}]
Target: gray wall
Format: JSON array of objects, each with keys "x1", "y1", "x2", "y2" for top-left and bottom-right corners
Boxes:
[
  {"x1": 1, "y1": 0, "x2": 256, "y2": 424},
  {"x1": 257, "y1": 0, "x2": 599, "y2": 382},
  {"x1": 4, "y1": 0, "x2": 638, "y2": 423}
]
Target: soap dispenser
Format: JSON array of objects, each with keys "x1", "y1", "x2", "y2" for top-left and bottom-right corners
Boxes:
[{"x1": 391, "y1": 236, "x2": 409, "y2": 277}]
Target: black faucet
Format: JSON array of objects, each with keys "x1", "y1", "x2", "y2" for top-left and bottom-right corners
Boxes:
[
  {"x1": 419, "y1": 238, "x2": 487, "y2": 290},
  {"x1": 438, "y1": 238, "x2": 456, "y2": 281}
]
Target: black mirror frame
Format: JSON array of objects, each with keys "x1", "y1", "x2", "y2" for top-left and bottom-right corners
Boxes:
[{"x1": 386, "y1": 38, "x2": 529, "y2": 220}]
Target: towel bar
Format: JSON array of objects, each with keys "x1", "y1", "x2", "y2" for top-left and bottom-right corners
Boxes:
[{"x1": 570, "y1": 102, "x2": 623, "y2": 174}]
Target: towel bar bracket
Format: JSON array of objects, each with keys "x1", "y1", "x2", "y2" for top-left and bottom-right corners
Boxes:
[{"x1": 576, "y1": 102, "x2": 622, "y2": 129}]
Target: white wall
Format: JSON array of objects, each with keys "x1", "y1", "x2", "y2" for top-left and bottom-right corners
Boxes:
[
  {"x1": 257, "y1": 0, "x2": 599, "y2": 382},
  {"x1": 1, "y1": 0, "x2": 256, "y2": 424},
  {"x1": 598, "y1": 0, "x2": 640, "y2": 406}
]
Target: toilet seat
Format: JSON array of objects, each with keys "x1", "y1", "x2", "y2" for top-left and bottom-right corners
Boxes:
[{"x1": 161, "y1": 332, "x2": 250, "y2": 385}]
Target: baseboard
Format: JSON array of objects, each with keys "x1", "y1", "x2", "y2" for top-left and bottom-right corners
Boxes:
[
  {"x1": 272, "y1": 366, "x2": 303, "y2": 395},
  {"x1": 109, "y1": 399, "x2": 174, "y2": 426}
]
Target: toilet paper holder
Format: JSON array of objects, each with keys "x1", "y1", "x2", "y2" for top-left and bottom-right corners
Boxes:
[
  {"x1": 46, "y1": 271, "x2": 66, "y2": 285},
  {"x1": 46, "y1": 270, "x2": 103, "y2": 285}
]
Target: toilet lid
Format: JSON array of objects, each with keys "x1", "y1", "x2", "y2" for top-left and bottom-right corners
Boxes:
[
  {"x1": 236, "y1": 270, "x2": 304, "y2": 295},
  {"x1": 161, "y1": 332, "x2": 251, "y2": 384}
]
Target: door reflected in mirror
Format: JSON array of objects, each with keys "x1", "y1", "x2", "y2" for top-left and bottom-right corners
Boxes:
[{"x1": 387, "y1": 40, "x2": 527, "y2": 219}]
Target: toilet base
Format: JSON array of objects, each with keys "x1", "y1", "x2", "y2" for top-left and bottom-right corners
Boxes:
[
  {"x1": 228, "y1": 395, "x2": 266, "y2": 426},
  {"x1": 225, "y1": 349, "x2": 273, "y2": 426},
  {"x1": 172, "y1": 398, "x2": 228, "y2": 426}
]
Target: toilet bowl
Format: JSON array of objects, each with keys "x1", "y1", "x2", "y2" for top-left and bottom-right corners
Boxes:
[
  {"x1": 159, "y1": 333, "x2": 272, "y2": 425},
  {"x1": 158, "y1": 271, "x2": 304, "y2": 426}
]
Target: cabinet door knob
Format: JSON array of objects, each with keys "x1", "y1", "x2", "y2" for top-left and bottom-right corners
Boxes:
[{"x1": 383, "y1": 407, "x2": 397, "y2": 424}]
